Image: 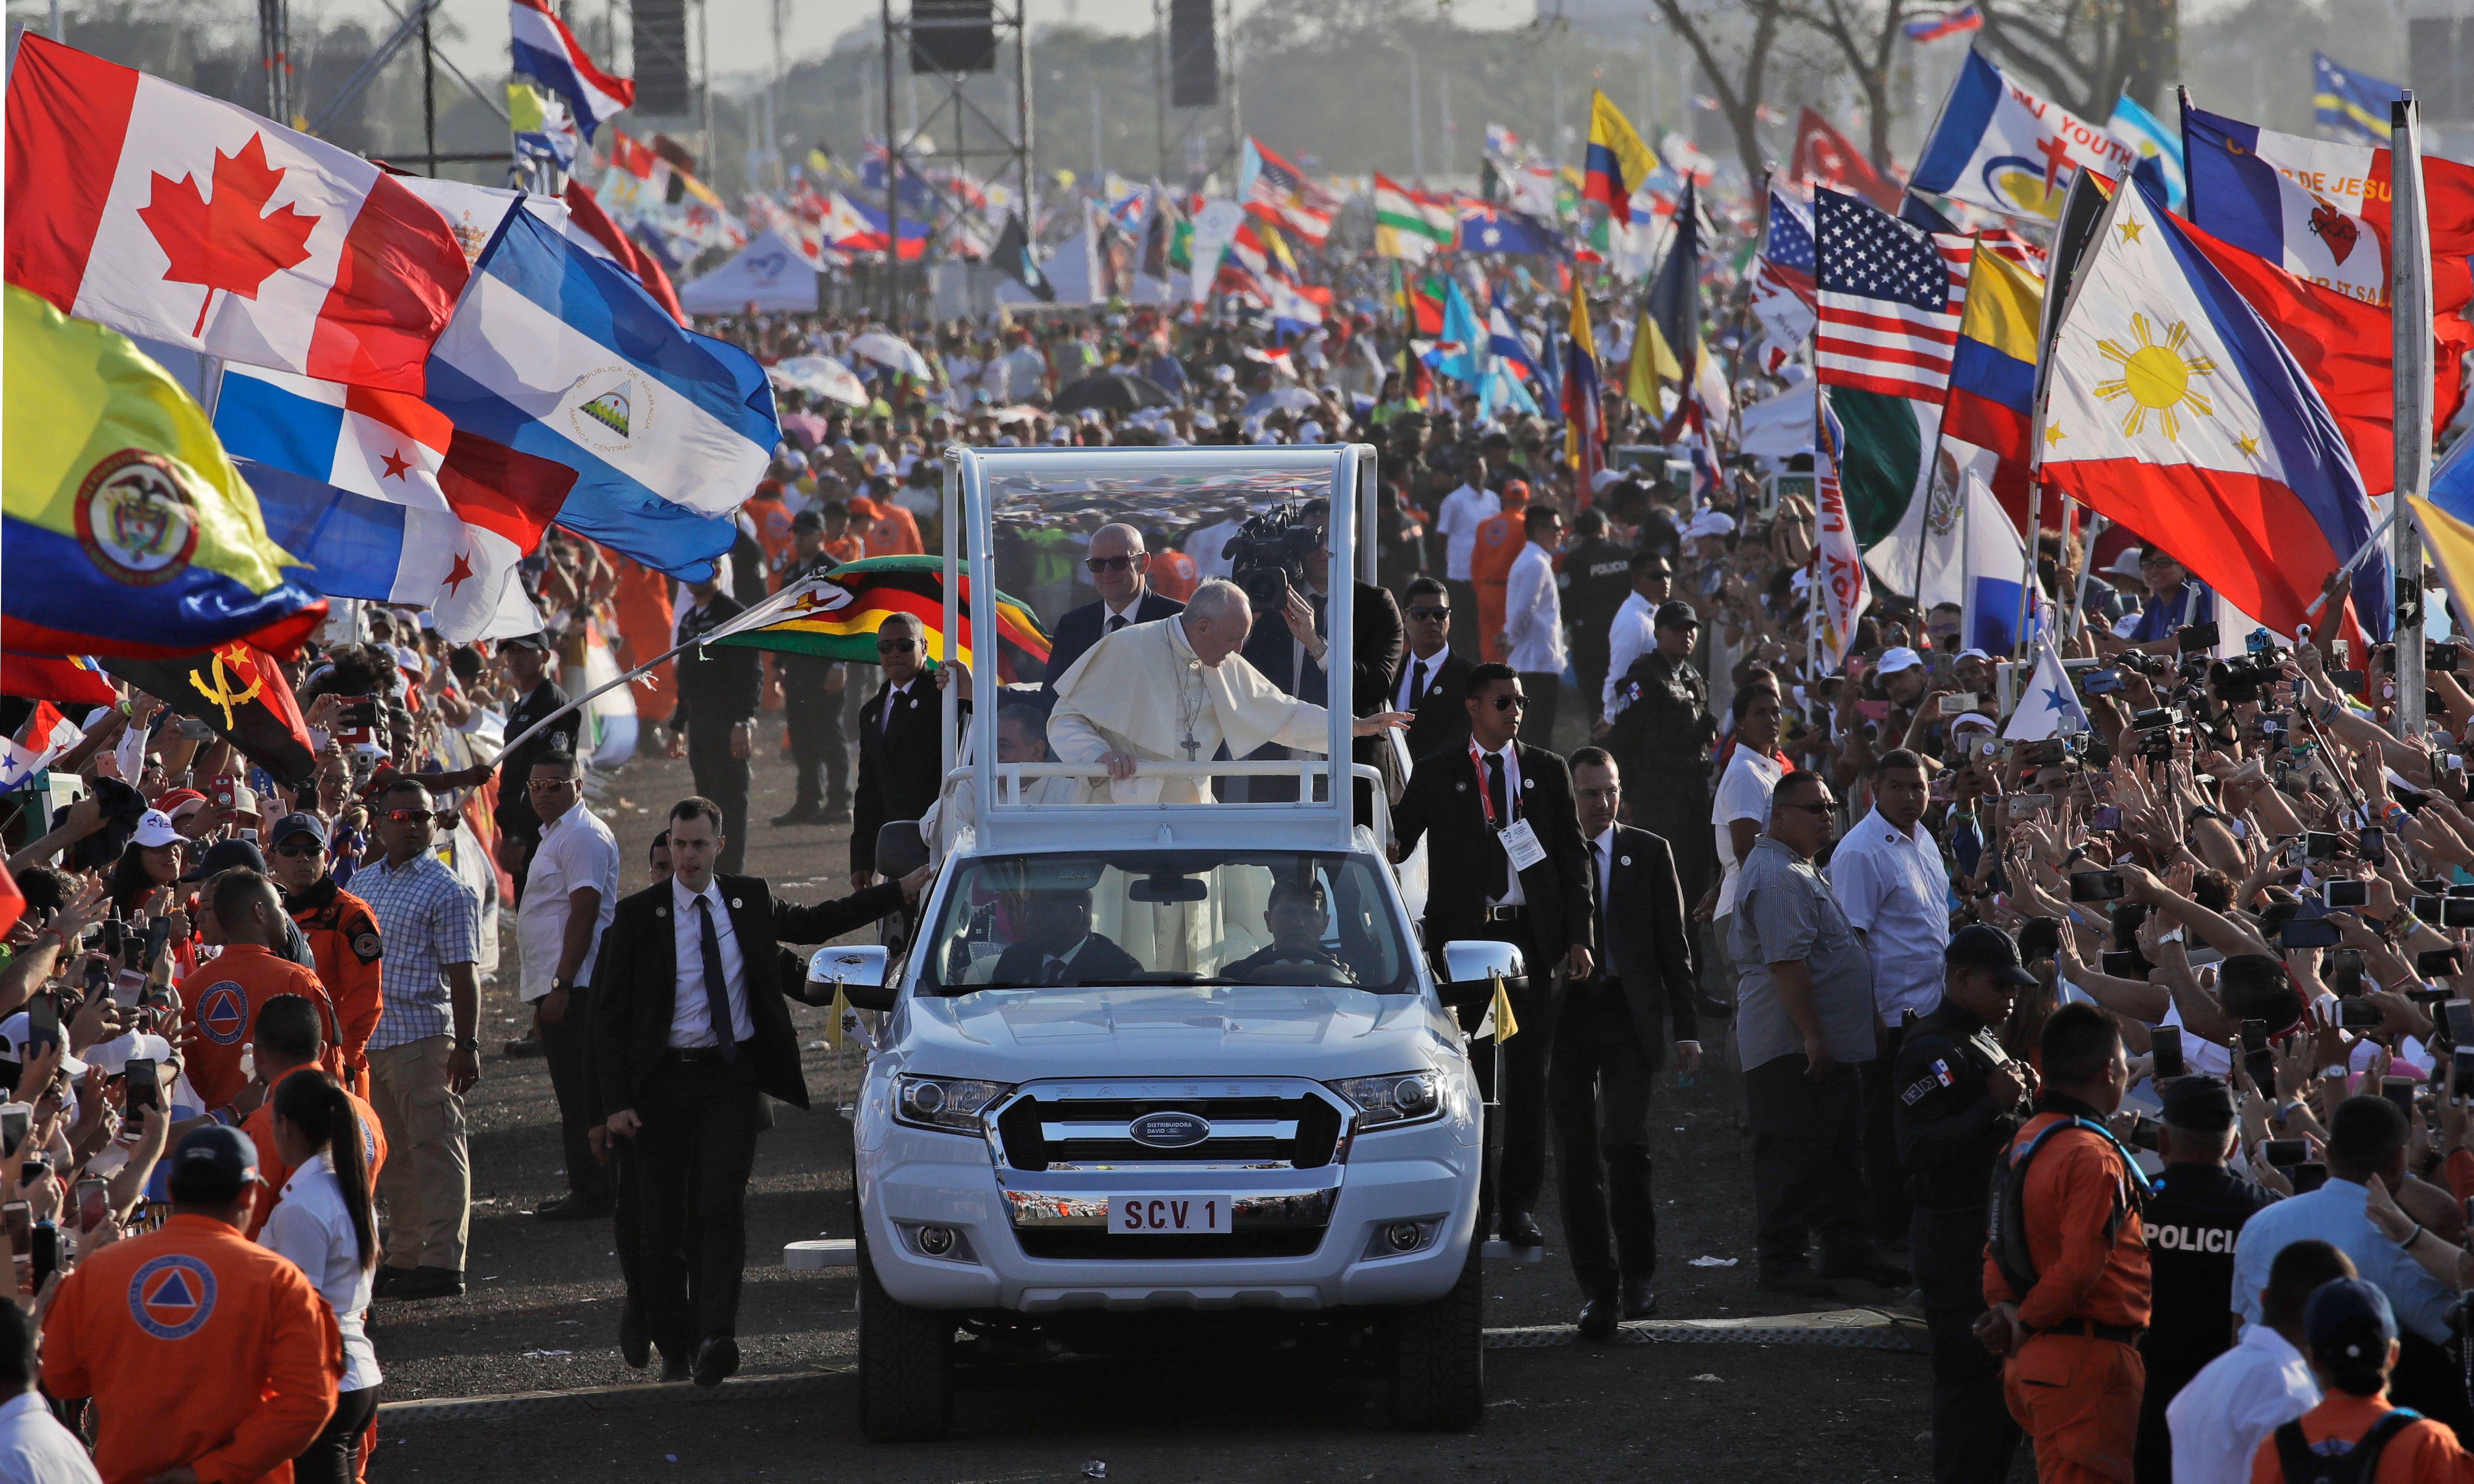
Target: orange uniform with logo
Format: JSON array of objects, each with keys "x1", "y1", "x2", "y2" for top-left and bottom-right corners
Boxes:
[
  {"x1": 867, "y1": 501, "x2": 924, "y2": 557},
  {"x1": 1151, "y1": 548, "x2": 1200, "y2": 603},
  {"x1": 286, "y1": 881, "x2": 384, "y2": 1097},
  {"x1": 42, "y1": 1213, "x2": 342, "y2": 1484},
  {"x1": 2249, "y1": 1393, "x2": 2474, "y2": 1483},
  {"x1": 177, "y1": 945, "x2": 342, "y2": 1114},
  {"x1": 241, "y1": 1090, "x2": 390, "y2": 1241},
  {"x1": 1468, "y1": 491, "x2": 1531, "y2": 663},
  {"x1": 1982, "y1": 1110, "x2": 2155, "y2": 1484}
]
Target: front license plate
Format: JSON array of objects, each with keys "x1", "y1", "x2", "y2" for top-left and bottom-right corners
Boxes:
[{"x1": 1110, "y1": 1193, "x2": 1233, "y2": 1234}]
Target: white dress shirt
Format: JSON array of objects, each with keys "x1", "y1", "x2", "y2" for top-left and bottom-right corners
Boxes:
[
  {"x1": 670, "y1": 877, "x2": 754, "y2": 1047},
  {"x1": 2165, "y1": 1322, "x2": 2319, "y2": 1484},
  {"x1": 1435, "y1": 485, "x2": 1500, "y2": 581},
  {"x1": 258, "y1": 1152, "x2": 383, "y2": 1393},
  {"x1": 1826, "y1": 806, "x2": 1953, "y2": 1026},
  {"x1": 1601, "y1": 590, "x2": 1658, "y2": 719},
  {"x1": 1502, "y1": 542, "x2": 1567, "y2": 675},
  {"x1": 1397, "y1": 645, "x2": 1448, "y2": 711},
  {"x1": 515, "y1": 797, "x2": 621, "y2": 1004},
  {"x1": 1474, "y1": 740, "x2": 1526, "y2": 908},
  {"x1": 0, "y1": 1389, "x2": 101, "y2": 1484}
]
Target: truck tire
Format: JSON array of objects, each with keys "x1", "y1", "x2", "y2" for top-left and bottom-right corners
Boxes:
[
  {"x1": 1387, "y1": 1239, "x2": 1484, "y2": 1431},
  {"x1": 857, "y1": 1234, "x2": 955, "y2": 1442}
]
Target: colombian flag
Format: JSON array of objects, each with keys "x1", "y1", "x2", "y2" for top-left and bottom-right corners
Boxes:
[
  {"x1": 2, "y1": 287, "x2": 324, "y2": 660},
  {"x1": 1942, "y1": 240, "x2": 2043, "y2": 468},
  {"x1": 1582, "y1": 91, "x2": 1658, "y2": 227},
  {"x1": 706, "y1": 557, "x2": 1051, "y2": 682}
]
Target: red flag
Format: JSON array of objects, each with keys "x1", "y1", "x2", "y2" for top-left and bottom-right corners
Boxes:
[
  {"x1": 0, "y1": 866, "x2": 23, "y2": 940},
  {"x1": 1791, "y1": 109, "x2": 1901, "y2": 212},
  {"x1": 562, "y1": 179, "x2": 686, "y2": 325},
  {"x1": 0, "y1": 653, "x2": 117, "y2": 707}
]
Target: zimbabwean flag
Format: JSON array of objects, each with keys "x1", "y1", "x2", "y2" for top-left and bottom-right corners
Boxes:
[{"x1": 704, "y1": 557, "x2": 1051, "y2": 681}]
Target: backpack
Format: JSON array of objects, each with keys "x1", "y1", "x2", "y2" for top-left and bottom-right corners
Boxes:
[
  {"x1": 1986, "y1": 1116, "x2": 2152, "y2": 1298},
  {"x1": 2273, "y1": 1408, "x2": 2423, "y2": 1484}
]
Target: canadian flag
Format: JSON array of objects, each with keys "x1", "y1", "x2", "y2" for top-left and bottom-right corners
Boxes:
[
  {"x1": 0, "y1": 701, "x2": 87, "y2": 789},
  {"x1": 4, "y1": 35, "x2": 469, "y2": 395}
]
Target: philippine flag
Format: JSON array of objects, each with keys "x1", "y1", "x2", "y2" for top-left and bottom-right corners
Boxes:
[
  {"x1": 509, "y1": 0, "x2": 633, "y2": 141},
  {"x1": 216, "y1": 366, "x2": 573, "y2": 642},
  {"x1": 2039, "y1": 174, "x2": 2388, "y2": 645}
]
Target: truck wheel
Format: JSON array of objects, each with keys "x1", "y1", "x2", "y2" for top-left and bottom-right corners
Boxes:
[
  {"x1": 1387, "y1": 1239, "x2": 1484, "y2": 1431},
  {"x1": 857, "y1": 1234, "x2": 955, "y2": 1442}
]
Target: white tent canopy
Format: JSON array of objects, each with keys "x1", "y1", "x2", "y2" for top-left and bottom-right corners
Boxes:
[{"x1": 676, "y1": 229, "x2": 824, "y2": 315}]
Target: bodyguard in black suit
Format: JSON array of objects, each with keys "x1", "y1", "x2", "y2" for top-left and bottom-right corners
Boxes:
[
  {"x1": 987, "y1": 890, "x2": 1146, "y2": 986},
  {"x1": 1395, "y1": 576, "x2": 1476, "y2": 764},
  {"x1": 595, "y1": 797, "x2": 912, "y2": 1384},
  {"x1": 851, "y1": 613, "x2": 954, "y2": 886},
  {"x1": 1390, "y1": 662, "x2": 1594, "y2": 1249},
  {"x1": 668, "y1": 577, "x2": 761, "y2": 875},
  {"x1": 1553, "y1": 747, "x2": 1703, "y2": 1338},
  {"x1": 1039, "y1": 521, "x2": 1185, "y2": 696}
]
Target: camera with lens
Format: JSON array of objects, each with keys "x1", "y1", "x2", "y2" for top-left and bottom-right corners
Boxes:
[
  {"x1": 2116, "y1": 650, "x2": 2169, "y2": 678},
  {"x1": 2208, "y1": 654, "x2": 2281, "y2": 705},
  {"x1": 1224, "y1": 503, "x2": 1322, "y2": 613}
]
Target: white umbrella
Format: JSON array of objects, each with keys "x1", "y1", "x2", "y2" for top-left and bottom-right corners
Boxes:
[
  {"x1": 847, "y1": 331, "x2": 933, "y2": 381},
  {"x1": 1240, "y1": 386, "x2": 1319, "y2": 417},
  {"x1": 769, "y1": 355, "x2": 870, "y2": 408}
]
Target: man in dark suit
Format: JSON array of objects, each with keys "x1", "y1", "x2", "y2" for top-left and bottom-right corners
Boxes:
[
  {"x1": 1039, "y1": 521, "x2": 1184, "y2": 695},
  {"x1": 1553, "y1": 747, "x2": 1703, "y2": 1338},
  {"x1": 772, "y1": 511, "x2": 854, "y2": 827},
  {"x1": 594, "y1": 797, "x2": 918, "y2": 1385},
  {"x1": 850, "y1": 613, "x2": 952, "y2": 889},
  {"x1": 666, "y1": 577, "x2": 761, "y2": 875},
  {"x1": 988, "y1": 889, "x2": 1144, "y2": 986},
  {"x1": 1236, "y1": 498, "x2": 1405, "y2": 812},
  {"x1": 1390, "y1": 662, "x2": 1594, "y2": 1250},
  {"x1": 1395, "y1": 576, "x2": 1476, "y2": 764}
]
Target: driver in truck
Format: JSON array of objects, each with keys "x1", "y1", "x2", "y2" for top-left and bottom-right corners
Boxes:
[
  {"x1": 988, "y1": 888, "x2": 1144, "y2": 987},
  {"x1": 1222, "y1": 876, "x2": 1360, "y2": 984}
]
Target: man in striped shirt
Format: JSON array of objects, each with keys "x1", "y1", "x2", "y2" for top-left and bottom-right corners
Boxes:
[{"x1": 355, "y1": 774, "x2": 482, "y2": 1302}]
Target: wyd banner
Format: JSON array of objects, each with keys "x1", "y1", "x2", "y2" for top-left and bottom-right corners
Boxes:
[{"x1": 1910, "y1": 50, "x2": 2137, "y2": 221}]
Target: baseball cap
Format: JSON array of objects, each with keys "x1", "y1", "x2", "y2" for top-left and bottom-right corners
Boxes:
[
  {"x1": 167, "y1": 1125, "x2": 262, "y2": 1204},
  {"x1": 2158, "y1": 1074, "x2": 2236, "y2": 1132},
  {"x1": 130, "y1": 810, "x2": 182, "y2": 849},
  {"x1": 181, "y1": 837, "x2": 267, "y2": 882},
  {"x1": 1654, "y1": 599, "x2": 1700, "y2": 630},
  {"x1": 1950, "y1": 712, "x2": 1998, "y2": 734},
  {"x1": 1590, "y1": 468, "x2": 1625, "y2": 493},
  {"x1": 1683, "y1": 508, "x2": 1736, "y2": 540},
  {"x1": 1944, "y1": 924, "x2": 2038, "y2": 987},
  {"x1": 498, "y1": 632, "x2": 550, "y2": 652},
  {"x1": 2305, "y1": 1277, "x2": 2397, "y2": 1364},
  {"x1": 1956, "y1": 647, "x2": 1994, "y2": 664},
  {"x1": 0, "y1": 1014, "x2": 89, "y2": 1078},
  {"x1": 1877, "y1": 646, "x2": 1927, "y2": 675},
  {"x1": 267, "y1": 812, "x2": 328, "y2": 849}
]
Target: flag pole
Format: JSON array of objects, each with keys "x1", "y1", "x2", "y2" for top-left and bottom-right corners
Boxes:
[
  {"x1": 2392, "y1": 93, "x2": 2435, "y2": 738},
  {"x1": 2015, "y1": 479, "x2": 2042, "y2": 664}
]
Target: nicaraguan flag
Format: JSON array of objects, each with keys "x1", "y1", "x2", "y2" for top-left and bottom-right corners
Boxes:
[
  {"x1": 2313, "y1": 52, "x2": 2404, "y2": 146},
  {"x1": 423, "y1": 205, "x2": 778, "y2": 582},
  {"x1": 510, "y1": 0, "x2": 633, "y2": 140}
]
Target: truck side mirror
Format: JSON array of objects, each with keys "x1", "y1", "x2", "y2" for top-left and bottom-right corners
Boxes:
[
  {"x1": 1436, "y1": 940, "x2": 1527, "y2": 1009},
  {"x1": 808, "y1": 945, "x2": 896, "y2": 1012}
]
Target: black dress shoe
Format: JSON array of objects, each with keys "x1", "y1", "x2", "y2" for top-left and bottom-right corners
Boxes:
[
  {"x1": 770, "y1": 806, "x2": 818, "y2": 827},
  {"x1": 1577, "y1": 1297, "x2": 1619, "y2": 1341},
  {"x1": 502, "y1": 1034, "x2": 544, "y2": 1058},
  {"x1": 818, "y1": 804, "x2": 853, "y2": 824},
  {"x1": 691, "y1": 1335, "x2": 740, "y2": 1388},
  {"x1": 659, "y1": 1351, "x2": 692, "y2": 1383},
  {"x1": 387, "y1": 1266, "x2": 465, "y2": 1300},
  {"x1": 620, "y1": 1304, "x2": 650, "y2": 1369},
  {"x1": 534, "y1": 1192, "x2": 613, "y2": 1222},
  {"x1": 1819, "y1": 1253, "x2": 1913, "y2": 1288},
  {"x1": 1500, "y1": 1212, "x2": 1546, "y2": 1248},
  {"x1": 372, "y1": 1265, "x2": 414, "y2": 1298},
  {"x1": 1620, "y1": 1277, "x2": 1658, "y2": 1320}
]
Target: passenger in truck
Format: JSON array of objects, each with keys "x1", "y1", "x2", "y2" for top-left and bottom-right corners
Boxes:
[
  {"x1": 988, "y1": 888, "x2": 1144, "y2": 987},
  {"x1": 1221, "y1": 877, "x2": 1359, "y2": 985}
]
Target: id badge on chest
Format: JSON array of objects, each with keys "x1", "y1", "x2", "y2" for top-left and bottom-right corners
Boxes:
[{"x1": 1498, "y1": 818, "x2": 1548, "y2": 873}]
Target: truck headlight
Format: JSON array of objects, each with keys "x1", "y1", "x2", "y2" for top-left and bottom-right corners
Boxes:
[
  {"x1": 1328, "y1": 1072, "x2": 1444, "y2": 1129},
  {"x1": 893, "y1": 1075, "x2": 1012, "y2": 1133}
]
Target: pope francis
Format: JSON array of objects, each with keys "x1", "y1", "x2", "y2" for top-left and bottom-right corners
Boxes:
[{"x1": 1046, "y1": 579, "x2": 1409, "y2": 804}]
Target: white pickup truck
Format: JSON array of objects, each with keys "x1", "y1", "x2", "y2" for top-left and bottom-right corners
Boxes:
[{"x1": 807, "y1": 444, "x2": 1512, "y2": 1440}]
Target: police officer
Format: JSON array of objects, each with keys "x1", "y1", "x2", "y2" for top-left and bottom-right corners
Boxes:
[
  {"x1": 1603, "y1": 599, "x2": 1718, "y2": 908},
  {"x1": 1894, "y1": 924, "x2": 2039, "y2": 1484},
  {"x1": 1561, "y1": 508, "x2": 1636, "y2": 723},
  {"x1": 2132, "y1": 1075, "x2": 2279, "y2": 1484}
]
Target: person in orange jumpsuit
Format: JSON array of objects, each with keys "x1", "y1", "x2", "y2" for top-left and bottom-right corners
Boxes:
[
  {"x1": 42, "y1": 1125, "x2": 342, "y2": 1484},
  {"x1": 600, "y1": 545, "x2": 678, "y2": 723},
  {"x1": 180, "y1": 871, "x2": 342, "y2": 1116},
  {"x1": 241, "y1": 995, "x2": 390, "y2": 1242},
  {"x1": 1978, "y1": 1002, "x2": 2153, "y2": 1484},
  {"x1": 267, "y1": 813, "x2": 383, "y2": 1100},
  {"x1": 2250, "y1": 1277, "x2": 2474, "y2": 1482},
  {"x1": 859, "y1": 489, "x2": 924, "y2": 557},
  {"x1": 1148, "y1": 532, "x2": 1201, "y2": 603},
  {"x1": 819, "y1": 500, "x2": 867, "y2": 565},
  {"x1": 745, "y1": 477, "x2": 799, "y2": 577},
  {"x1": 1468, "y1": 480, "x2": 1531, "y2": 663}
]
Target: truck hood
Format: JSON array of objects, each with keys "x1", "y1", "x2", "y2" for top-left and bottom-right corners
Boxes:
[{"x1": 893, "y1": 984, "x2": 1459, "y2": 1081}]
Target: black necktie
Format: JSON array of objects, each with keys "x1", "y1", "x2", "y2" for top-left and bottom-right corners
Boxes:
[
  {"x1": 1589, "y1": 840, "x2": 1609, "y2": 976},
  {"x1": 1407, "y1": 658, "x2": 1427, "y2": 710},
  {"x1": 1108, "y1": 613, "x2": 1127, "y2": 634},
  {"x1": 1485, "y1": 753, "x2": 1510, "y2": 899},
  {"x1": 1043, "y1": 956, "x2": 1067, "y2": 986},
  {"x1": 696, "y1": 897, "x2": 737, "y2": 1061}
]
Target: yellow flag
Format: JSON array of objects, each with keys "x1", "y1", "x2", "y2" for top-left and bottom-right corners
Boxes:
[
  {"x1": 1625, "y1": 311, "x2": 1680, "y2": 416},
  {"x1": 1586, "y1": 90, "x2": 1659, "y2": 212},
  {"x1": 823, "y1": 980, "x2": 851, "y2": 1050},
  {"x1": 1490, "y1": 975, "x2": 1520, "y2": 1043}
]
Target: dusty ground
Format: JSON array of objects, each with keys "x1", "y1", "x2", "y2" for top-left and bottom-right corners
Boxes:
[{"x1": 370, "y1": 727, "x2": 1955, "y2": 1482}]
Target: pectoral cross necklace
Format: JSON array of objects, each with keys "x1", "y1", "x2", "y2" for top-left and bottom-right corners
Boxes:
[{"x1": 1178, "y1": 662, "x2": 1206, "y2": 761}]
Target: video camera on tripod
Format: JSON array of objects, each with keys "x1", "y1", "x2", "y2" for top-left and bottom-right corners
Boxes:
[{"x1": 1225, "y1": 504, "x2": 1323, "y2": 613}]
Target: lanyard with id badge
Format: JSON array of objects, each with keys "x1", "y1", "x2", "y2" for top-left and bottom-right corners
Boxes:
[{"x1": 1470, "y1": 743, "x2": 1548, "y2": 875}]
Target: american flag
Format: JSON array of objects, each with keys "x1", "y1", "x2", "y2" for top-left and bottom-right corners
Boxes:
[
  {"x1": 1814, "y1": 187, "x2": 1973, "y2": 403},
  {"x1": 1245, "y1": 136, "x2": 1339, "y2": 244},
  {"x1": 1760, "y1": 188, "x2": 1816, "y2": 302}
]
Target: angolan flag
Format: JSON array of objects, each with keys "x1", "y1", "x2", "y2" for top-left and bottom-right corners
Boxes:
[{"x1": 702, "y1": 557, "x2": 1051, "y2": 681}]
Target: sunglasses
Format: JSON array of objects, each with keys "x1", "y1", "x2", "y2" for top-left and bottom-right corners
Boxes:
[
  {"x1": 1488, "y1": 694, "x2": 1527, "y2": 711},
  {"x1": 1777, "y1": 799, "x2": 1836, "y2": 815},
  {"x1": 1407, "y1": 606, "x2": 1451, "y2": 621},
  {"x1": 876, "y1": 638, "x2": 918, "y2": 654},
  {"x1": 382, "y1": 808, "x2": 457, "y2": 826},
  {"x1": 271, "y1": 842, "x2": 322, "y2": 859},
  {"x1": 526, "y1": 777, "x2": 580, "y2": 792},
  {"x1": 1084, "y1": 555, "x2": 1138, "y2": 573}
]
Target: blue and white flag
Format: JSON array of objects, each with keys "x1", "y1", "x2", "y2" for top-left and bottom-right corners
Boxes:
[
  {"x1": 423, "y1": 204, "x2": 777, "y2": 581},
  {"x1": 1956, "y1": 469, "x2": 2028, "y2": 655},
  {"x1": 1910, "y1": 50, "x2": 2138, "y2": 221},
  {"x1": 510, "y1": 0, "x2": 632, "y2": 140},
  {"x1": 2313, "y1": 52, "x2": 2404, "y2": 146},
  {"x1": 2106, "y1": 93, "x2": 2185, "y2": 212},
  {"x1": 1455, "y1": 203, "x2": 1563, "y2": 256},
  {"x1": 2004, "y1": 633, "x2": 2087, "y2": 741}
]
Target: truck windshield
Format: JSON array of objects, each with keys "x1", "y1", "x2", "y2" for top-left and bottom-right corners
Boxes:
[{"x1": 916, "y1": 850, "x2": 1414, "y2": 995}]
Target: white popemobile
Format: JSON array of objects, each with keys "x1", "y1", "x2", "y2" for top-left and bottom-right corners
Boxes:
[{"x1": 800, "y1": 444, "x2": 1513, "y2": 1440}]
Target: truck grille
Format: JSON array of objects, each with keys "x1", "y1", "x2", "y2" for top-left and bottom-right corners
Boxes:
[
  {"x1": 1015, "y1": 1229, "x2": 1325, "y2": 1259},
  {"x1": 990, "y1": 1082, "x2": 1346, "y2": 1172}
]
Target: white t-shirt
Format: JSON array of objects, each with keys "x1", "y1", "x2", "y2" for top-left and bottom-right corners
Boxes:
[
  {"x1": 1435, "y1": 485, "x2": 1500, "y2": 581},
  {"x1": 1711, "y1": 747, "x2": 1785, "y2": 919}
]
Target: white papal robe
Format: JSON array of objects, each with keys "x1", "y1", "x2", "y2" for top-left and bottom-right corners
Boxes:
[{"x1": 1046, "y1": 614, "x2": 1333, "y2": 804}]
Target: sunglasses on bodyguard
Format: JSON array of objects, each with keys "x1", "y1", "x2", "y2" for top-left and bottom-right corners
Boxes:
[
  {"x1": 1407, "y1": 606, "x2": 1451, "y2": 622},
  {"x1": 1084, "y1": 555, "x2": 1138, "y2": 573},
  {"x1": 1488, "y1": 694, "x2": 1527, "y2": 711},
  {"x1": 382, "y1": 808, "x2": 459, "y2": 827}
]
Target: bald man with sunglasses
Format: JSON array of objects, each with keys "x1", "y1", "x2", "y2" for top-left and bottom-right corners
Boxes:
[{"x1": 1039, "y1": 522, "x2": 1184, "y2": 703}]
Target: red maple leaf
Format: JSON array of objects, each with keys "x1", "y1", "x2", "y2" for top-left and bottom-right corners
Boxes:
[{"x1": 136, "y1": 134, "x2": 320, "y2": 338}]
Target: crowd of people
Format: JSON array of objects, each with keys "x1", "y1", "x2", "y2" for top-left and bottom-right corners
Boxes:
[{"x1": 3, "y1": 293, "x2": 2474, "y2": 1484}]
